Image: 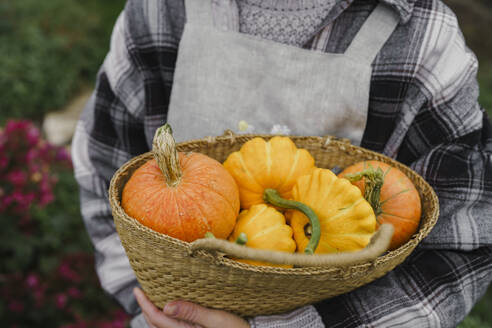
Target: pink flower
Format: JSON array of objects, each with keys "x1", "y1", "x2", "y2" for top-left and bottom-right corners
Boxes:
[
  {"x1": 26, "y1": 125, "x2": 41, "y2": 146},
  {"x1": 12, "y1": 191, "x2": 27, "y2": 204},
  {"x1": 0, "y1": 155, "x2": 8, "y2": 170},
  {"x1": 5, "y1": 120, "x2": 30, "y2": 134},
  {"x1": 56, "y1": 147, "x2": 72, "y2": 164},
  {"x1": 12, "y1": 191, "x2": 32, "y2": 213},
  {"x1": 58, "y1": 262, "x2": 82, "y2": 283},
  {"x1": 0, "y1": 131, "x2": 6, "y2": 147},
  {"x1": 25, "y1": 273, "x2": 40, "y2": 289},
  {"x1": 55, "y1": 293, "x2": 68, "y2": 309},
  {"x1": 25, "y1": 148, "x2": 38, "y2": 163},
  {"x1": 24, "y1": 192, "x2": 36, "y2": 204},
  {"x1": 7, "y1": 170, "x2": 27, "y2": 187},
  {"x1": 39, "y1": 190, "x2": 54, "y2": 206},
  {"x1": 67, "y1": 287, "x2": 82, "y2": 299},
  {"x1": 1, "y1": 195, "x2": 14, "y2": 210},
  {"x1": 110, "y1": 321, "x2": 125, "y2": 328},
  {"x1": 102, "y1": 310, "x2": 129, "y2": 328},
  {"x1": 38, "y1": 176, "x2": 55, "y2": 206},
  {"x1": 38, "y1": 142, "x2": 54, "y2": 161},
  {"x1": 113, "y1": 310, "x2": 128, "y2": 321},
  {"x1": 8, "y1": 300, "x2": 24, "y2": 313},
  {"x1": 39, "y1": 178, "x2": 52, "y2": 193}
]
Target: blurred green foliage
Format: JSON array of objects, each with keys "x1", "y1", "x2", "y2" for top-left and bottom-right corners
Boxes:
[
  {"x1": 0, "y1": 0, "x2": 125, "y2": 124},
  {"x1": 461, "y1": 316, "x2": 492, "y2": 328},
  {"x1": 478, "y1": 63, "x2": 492, "y2": 117},
  {"x1": 445, "y1": 0, "x2": 492, "y2": 117},
  {"x1": 462, "y1": 287, "x2": 492, "y2": 328}
]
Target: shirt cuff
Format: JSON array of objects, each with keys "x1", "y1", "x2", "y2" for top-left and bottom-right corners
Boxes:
[{"x1": 248, "y1": 305, "x2": 325, "y2": 328}]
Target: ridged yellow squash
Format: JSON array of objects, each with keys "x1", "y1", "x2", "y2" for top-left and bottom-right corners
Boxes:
[
  {"x1": 289, "y1": 168, "x2": 377, "y2": 253},
  {"x1": 223, "y1": 137, "x2": 315, "y2": 209},
  {"x1": 229, "y1": 204, "x2": 296, "y2": 267}
]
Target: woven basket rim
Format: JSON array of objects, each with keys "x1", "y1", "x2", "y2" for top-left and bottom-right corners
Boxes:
[{"x1": 109, "y1": 134, "x2": 440, "y2": 275}]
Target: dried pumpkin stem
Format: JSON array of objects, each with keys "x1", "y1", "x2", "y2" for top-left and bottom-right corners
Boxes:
[
  {"x1": 344, "y1": 167, "x2": 384, "y2": 216},
  {"x1": 263, "y1": 189, "x2": 321, "y2": 255},
  {"x1": 152, "y1": 123, "x2": 182, "y2": 187}
]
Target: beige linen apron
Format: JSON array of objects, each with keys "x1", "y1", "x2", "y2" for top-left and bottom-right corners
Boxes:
[{"x1": 166, "y1": 0, "x2": 399, "y2": 145}]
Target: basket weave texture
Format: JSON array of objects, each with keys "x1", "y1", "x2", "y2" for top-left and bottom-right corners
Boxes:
[{"x1": 109, "y1": 134, "x2": 439, "y2": 317}]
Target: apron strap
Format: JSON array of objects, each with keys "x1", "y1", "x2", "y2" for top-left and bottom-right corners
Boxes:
[
  {"x1": 185, "y1": 0, "x2": 239, "y2": 31},
  {"x1": 185, "y1": 0, "x2": 214, "y2": 26},
  {"x1": 345, "y1": 3, "x2": 399, "y2": 64}
]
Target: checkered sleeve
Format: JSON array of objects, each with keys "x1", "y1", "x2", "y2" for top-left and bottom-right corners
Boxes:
[
  {"x1": 312, "y1": 5, "x2": 492, "y2": 327},
  {"x1": 71, "y1": 7, "x2": 149, "y2": 315}
]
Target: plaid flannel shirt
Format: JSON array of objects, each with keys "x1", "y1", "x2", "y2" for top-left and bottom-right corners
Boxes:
[{"x1": 72, "y1": 0, "x2": 492, "y2": 327}]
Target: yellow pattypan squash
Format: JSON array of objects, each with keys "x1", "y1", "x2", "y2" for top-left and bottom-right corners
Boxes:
[
  {"x1": 223, "y1": 137, "x2": 315, "y2": 209},
  {"x1": 229, "y1": 204, "x2": 296, "y2": 267},
  {"x1": 288, "y1": 168, "x2": 377, "y2": 254}
]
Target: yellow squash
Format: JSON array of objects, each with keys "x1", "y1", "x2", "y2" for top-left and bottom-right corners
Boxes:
[
  {"x1": 223, "y1": 137, "x2": 315, "y2": 209},
  {"x1": 229, "y1": 204, "x2": 296, "y2": 267},
  {"x1": 289, "y1": 168, "x2": 377, "y2": 254}
]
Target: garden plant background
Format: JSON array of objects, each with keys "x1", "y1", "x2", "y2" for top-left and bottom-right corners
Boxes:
[{"x1": 0, "y1": 0, "x2": 491, "y2": 327}]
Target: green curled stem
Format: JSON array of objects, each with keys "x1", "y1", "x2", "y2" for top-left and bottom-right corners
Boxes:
[
  {"x1": 263, "y1": 189, "x2": 321, "y2": 255},
  {"x1": 344, "y1": 167, "x2": 384, "y2": 217}
]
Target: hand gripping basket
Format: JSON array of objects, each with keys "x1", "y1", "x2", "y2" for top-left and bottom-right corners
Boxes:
[{"x1": 109, "y1": 133, "x2": 439, "y2": 317}]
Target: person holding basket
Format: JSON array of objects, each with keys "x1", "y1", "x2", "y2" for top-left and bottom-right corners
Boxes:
[{"x1": 72, "y1": 0, "x2": 492, "y2": 327}]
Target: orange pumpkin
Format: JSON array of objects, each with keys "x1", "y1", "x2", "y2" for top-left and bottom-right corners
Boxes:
[
  {"x1": 121, "y1": 124, "x2": 240, "y2": 242},
  {"x1": 338, "y1": 161, "x2": 421, "y2": 250}
]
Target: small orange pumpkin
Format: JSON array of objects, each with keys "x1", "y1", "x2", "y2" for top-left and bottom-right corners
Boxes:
[
  {"x1": 338, "y1": 161, "x2": 421, "y2": 250},
  {"x1": 121, "y1": 124, "x2": 240, "y2": 242}
]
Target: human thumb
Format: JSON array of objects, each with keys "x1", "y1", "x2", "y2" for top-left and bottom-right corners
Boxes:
[
  {"x1": 163, "y1": 300, "x2": 217, "y2": 326},
  {"x1": 163, "y1": 300, "x2": 249, "y2": 328}
]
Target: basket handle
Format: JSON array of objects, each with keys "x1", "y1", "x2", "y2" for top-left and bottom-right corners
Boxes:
[{"x1": 189, "y1": 224, "x2": 394, "y2": 267}]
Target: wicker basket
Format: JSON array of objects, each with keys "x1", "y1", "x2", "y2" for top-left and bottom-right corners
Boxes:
[{"x1": 109, "y1": 134, "x2": 439, "y2": 317}]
